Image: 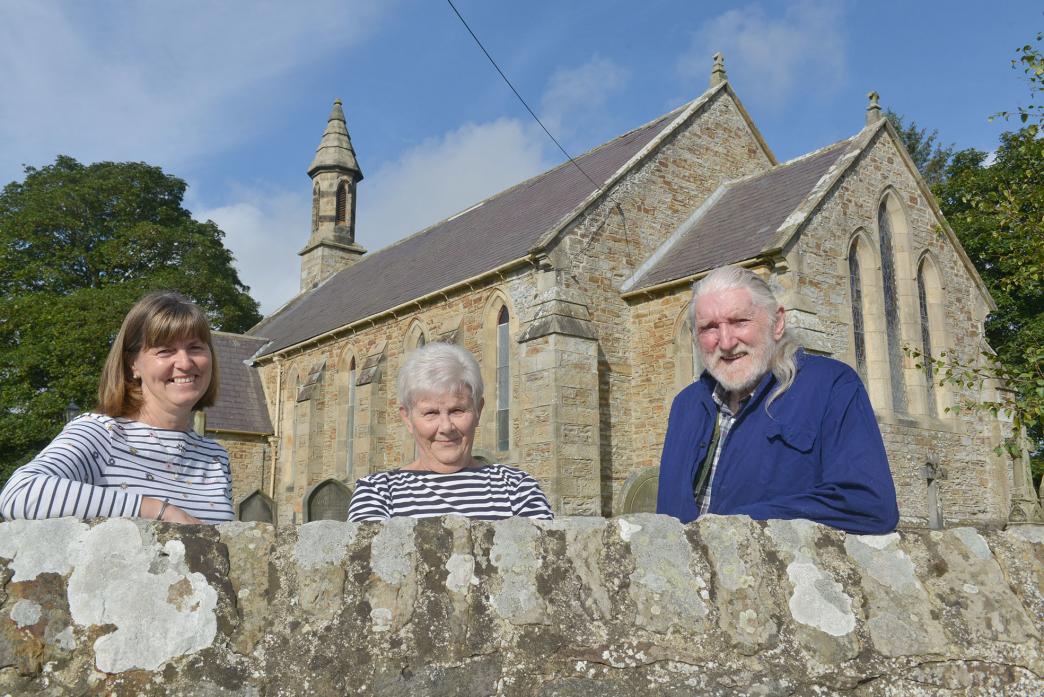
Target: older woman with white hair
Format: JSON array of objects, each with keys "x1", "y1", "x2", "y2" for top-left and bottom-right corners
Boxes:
[{"x1": 347, "y1": 342, "x2": 552, "y2": 521}]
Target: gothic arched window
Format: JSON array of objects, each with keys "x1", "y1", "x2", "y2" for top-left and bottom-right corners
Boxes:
[
  {"x1": 335, "y1": 181, "x2": 348, "y2": 225},
  {"x1": 673, "y1": 309, "x2": 702, "y2": 391},
  {"x1": 403, "y1": 321, "x2": 429, "y2": 459},
  {"x1": 878, "y1": 199, "x2": 907, "y2": 412},
  {"x1": 848, "y1": 240, "x2": 868, "y2": 383},
  {"x1": 496, "y1": 306, "x2": 510, "y2": 451},
  {"x1": 311, "y1": 183, "x2": 320, "y2": 233},
  {"x1": 916, "y1": 262, "x2": 936, "y2": 416},
  {"x1": 916, "y1": 255, "x2": 950, "y2": 418},
  {"x1": 346, "y1": 356, "x2": 357, "y2": 474},
  {"x1": 279, "y1": 368, "x2": 300, "y2": 492}
]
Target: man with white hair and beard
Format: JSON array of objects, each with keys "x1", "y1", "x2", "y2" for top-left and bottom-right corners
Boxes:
[{"x1": 656, "y1": 265, "x2": 899, "y2": 534}]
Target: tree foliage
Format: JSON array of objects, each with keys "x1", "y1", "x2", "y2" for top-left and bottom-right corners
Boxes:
[
  {"x1": 885, "y1": 109, "x2": 954, "y2": 188},
  {"x1": 898, "y1": 33, "x2": 1044, "y2": 485},
  {"x1": 0, "y1": 156, "x2": 261, "y2": 485}
]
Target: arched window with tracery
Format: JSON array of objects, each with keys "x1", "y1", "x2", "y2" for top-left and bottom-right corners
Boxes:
[
  {"x1": 496, "y1": 306, "x2": 510, "y2": 451},
  {"x1": 878, "y1": 198, "x2": 908, "y2": 412},
  {"x1": 335, "y1": 181, "x2": 348, "y2": 225}
]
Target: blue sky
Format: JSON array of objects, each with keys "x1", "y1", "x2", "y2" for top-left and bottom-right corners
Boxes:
[{"x1": 2, "y1": 0, "x2": 1040, "y2": 314}]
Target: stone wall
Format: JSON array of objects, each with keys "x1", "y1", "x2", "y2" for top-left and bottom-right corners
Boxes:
[
  {"x1": 212, "y1": 433, "x2": 269, "y2": 510},
  {"x1": 1, "y1": 516, "x2": 1040, "y2": 695}
]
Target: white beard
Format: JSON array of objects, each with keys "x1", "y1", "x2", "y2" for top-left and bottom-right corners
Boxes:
[{"x1": 702, "y1": 328, "x2": 775, "y2": 396}]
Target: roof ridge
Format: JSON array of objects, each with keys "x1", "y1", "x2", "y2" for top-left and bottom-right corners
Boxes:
[
  {"x1": 211, "y1": 330, "x2": 269, "y2": 340},
  {"x1": 349, "y1": 103, "x2": 690, "y2": 263},
  {"x1": 255, "y1": 101, "x2": 696, "y2": 315}
]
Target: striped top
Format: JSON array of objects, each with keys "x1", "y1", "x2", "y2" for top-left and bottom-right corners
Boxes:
[
  {"x1": 0, "y1": 413, "x2": 234, "y2": 524},
  {"x1": 347, "y1": 464, "x2": 553, "y2": 521}
]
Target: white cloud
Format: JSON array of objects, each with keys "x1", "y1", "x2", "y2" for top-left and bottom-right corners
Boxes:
[
  {"x1": 540, "y1": 56, "x2": 631, "y2": 140},
  {"x1": 191, "y1": 117, "x2": 551, "y2": 316},
  {"x1": 678, "y1": 0, "x2": 847, "y2": 108},
  {"x1": 0, "y1": 0, "x2": 387, "y2": 183},
  {"x1": 190, "y1": 187, "x2": 310, "y2": 316},
  {"x1": 355, "y1": 118, "x2": 553, "y2": 250}
]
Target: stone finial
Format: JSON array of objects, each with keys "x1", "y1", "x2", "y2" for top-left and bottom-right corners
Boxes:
[
  {"x1": 866, "y1": 91, "x2": 882, "y2": 126},
  {"x1": 710, "y1": 52, "x2": 727, "y2": 87}
]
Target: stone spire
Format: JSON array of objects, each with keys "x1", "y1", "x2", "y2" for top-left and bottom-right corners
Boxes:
[
  {"x1": 710, "y1": 52, "x2": 727, "y2": 87},
  {"x1": 865, "y1": 91, "x2": 882, "y2": 126},
  {"x1": 308, "y1": 99, "x2": 363, "y2": 179},
  {"x1": 300, "y1": 99, "x2": 366, "y2": 292}
]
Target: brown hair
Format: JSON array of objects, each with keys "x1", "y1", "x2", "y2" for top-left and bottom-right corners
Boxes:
[{"x1": 97, "y1": 291, "x2": 219, "y2": 417}]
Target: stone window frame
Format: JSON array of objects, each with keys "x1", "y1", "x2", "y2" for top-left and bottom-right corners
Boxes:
[
  {"x1": 299, "y1": 361, "x2": 326, "y2": 485},
  {"x1": 403, "y1": 319, "x2": 429, "y2": 355},
  {"x1": 671, "y1": 304, "x2": 702, "y2": 393},
  {"x1": 335, "y1": 345, "x2": 360, "y2": 483},
  {"x1": 311, "y1": 183, "x2": 320, "y2": 233},
  {"x1": 480, "y1": 290, "x2": 518, "y2": 458},
  {"x1": 335, "y1": 179, "x2": 349, "y2": 226},
  {"x1": 845, "y1": 228, "x2": 891, "y2": 410},
  {"x1": 876, "y1": 190, "x2": 913, "y2": 414},
  {"x1": 278, "y1": 366, "x2": 301, "y2": 493},
  {"x1": 401, "y1": 318, "x2": 431, "y2": 461},
  {"x1": 914, "y1": 250, "x2": 952, "y2": 420},
  {"x1": 302, "y1": 478, "x2": 353, "y2": 523}
]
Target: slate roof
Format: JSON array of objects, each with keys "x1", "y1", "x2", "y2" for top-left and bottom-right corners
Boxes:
[
  {"x1": 251, "y1": 103, "x2": 688, "y2": 356},
  {"x1": 207, "y1": 332, "x2": 273, "y2": 434},
  {"x1": 625, "y1": 138, "x2": 853, "y2": 292}
]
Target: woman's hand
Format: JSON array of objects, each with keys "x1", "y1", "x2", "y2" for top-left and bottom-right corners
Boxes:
[{"x1": 139, "y1": 497, "x2": 204, "y2": 524}]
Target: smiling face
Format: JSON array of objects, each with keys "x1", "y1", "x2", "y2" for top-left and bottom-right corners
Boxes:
[
  {"x1": 694, "y1": 286, "x2": 785, "y2": 397},
  {"x1": 130, "y1": 335, "x2": 213, "y2": 429},
  {"x1": 400, "y1": 389, "x2": 482, "y2": 473}
]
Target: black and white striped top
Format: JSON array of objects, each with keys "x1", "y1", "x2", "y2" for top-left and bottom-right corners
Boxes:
[
  {"x1": 347, "y1": 464, "x2": 553, "y2": 521},
  {"x1": 0, "y1": 413, "x2": 234, "y2": 524}
]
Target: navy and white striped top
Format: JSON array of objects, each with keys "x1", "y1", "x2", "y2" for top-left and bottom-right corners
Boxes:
[
  {"x1": 347, "y1": 464, "x2": 553, "y2": 521},
  {"x1": 0, "y1": 413, "x2": 234, "y2": 524}
]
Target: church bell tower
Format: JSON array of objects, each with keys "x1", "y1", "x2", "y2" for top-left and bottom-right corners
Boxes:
[{"x1": 299, "y1": 99, "x2": 366, "y2": 292}]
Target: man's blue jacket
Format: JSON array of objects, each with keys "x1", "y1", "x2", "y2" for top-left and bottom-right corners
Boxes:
[{"x1": 656, "y1": 352, "x2": 899, "y2": 534}]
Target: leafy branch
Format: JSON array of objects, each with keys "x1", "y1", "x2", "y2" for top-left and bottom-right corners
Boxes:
[{"x1": 908, "y1": 346, "x2": 1044, "y2": 470}]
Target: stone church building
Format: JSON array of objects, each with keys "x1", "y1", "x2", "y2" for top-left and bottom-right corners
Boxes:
[{"x1": 205, "y1": 57, "x2": 1021, "y2": 528}]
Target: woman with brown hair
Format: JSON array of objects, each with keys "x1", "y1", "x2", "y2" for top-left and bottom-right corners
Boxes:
[{"x1": 0, "y1": 291, "x2": 233, "y2": 523}]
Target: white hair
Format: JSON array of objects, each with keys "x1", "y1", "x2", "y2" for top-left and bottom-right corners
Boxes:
[
  {"x1": 397, "y1": 342, "x2": 484, "y2": 410},
  {"x1": 690, "y1": 265, "x2": 800, "y2": 410}
]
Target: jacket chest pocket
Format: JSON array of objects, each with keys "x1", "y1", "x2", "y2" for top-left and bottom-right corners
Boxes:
[{"x1": 753, "y1": 421, "x2": 819, "y2": 487}]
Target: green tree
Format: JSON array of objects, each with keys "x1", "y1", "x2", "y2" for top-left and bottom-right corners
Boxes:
[
  {"x1": 885, "y1": 108, "x2": 955, "y2": 188},
  {"x1": 0, "y1": 156, "x2": 261, "y2": 486},
  {"x1": 898, "y1": 32, "x2": 1044, "y2": 489},
  {"x1": 931, "y1": 130, "x2": 1044, "y2": 482}
]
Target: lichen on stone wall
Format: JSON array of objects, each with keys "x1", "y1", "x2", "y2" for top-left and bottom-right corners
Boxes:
[{"x1": 1, "y1": 515, "x2": 1041, "y2": 696}]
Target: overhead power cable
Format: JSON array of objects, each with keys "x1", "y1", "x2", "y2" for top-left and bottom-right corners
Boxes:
[{"x1": 445, "y1": 0, "x2": 601, "y2": 190}]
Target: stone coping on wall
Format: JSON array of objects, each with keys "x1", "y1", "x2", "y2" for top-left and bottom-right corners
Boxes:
[{"x1": 0, "y1": 515, "x2": 1041, "y2": 695}]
